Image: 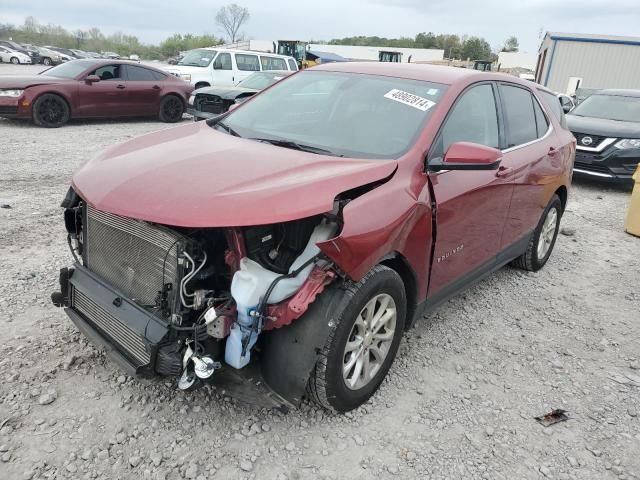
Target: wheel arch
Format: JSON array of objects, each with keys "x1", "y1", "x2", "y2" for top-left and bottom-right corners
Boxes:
[
  {"x1": 555, "y1": 185, "x2": 568, "y2": 212},
  {"x1": 379, "y1": 252, "x2": 418, "y2": 330},
  {"x1": 194, "y1": 82, "x2": 210, "y2": 89},
  {"x1": 31, "y1": 91, "x2": 73, "y2": 119},
  {"x1": 161, "y1": 91, "x2": 187, "y2": 108}
]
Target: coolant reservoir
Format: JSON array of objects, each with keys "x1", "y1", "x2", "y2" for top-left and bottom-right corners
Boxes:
[{"x1": 225, "y1": 221, "x2": 336, "y2": 369}]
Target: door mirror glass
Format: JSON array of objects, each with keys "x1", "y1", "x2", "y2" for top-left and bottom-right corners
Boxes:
[
  {"x1": 558, "y1": 95, "x2": 573, "y2": 113},
  {"x1": 431, "y1": 142, "x2": 502, "y2": 171},
  {"x1": 85, "y1": 75, "x2": 100, "y2": 83}
]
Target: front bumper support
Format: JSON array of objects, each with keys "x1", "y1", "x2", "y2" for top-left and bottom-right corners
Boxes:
[{"x1": 58, "y1": 264, "x2": 170, "y2": 376}]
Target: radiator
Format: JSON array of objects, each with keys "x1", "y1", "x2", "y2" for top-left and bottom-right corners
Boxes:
[{"x1": 85, "y1": 205, "x2": 181, "y2": 308}]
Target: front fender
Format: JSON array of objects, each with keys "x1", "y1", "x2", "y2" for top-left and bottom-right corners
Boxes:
[{"x1": 317, "y1": 179, "x2": 432, "y2": 297}]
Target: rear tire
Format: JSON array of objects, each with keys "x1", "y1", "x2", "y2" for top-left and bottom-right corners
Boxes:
[
  {"x1": 306, "y1": 265, "x2": 406, "y2": 412},
  {"x1": 511, "y1": 194, "x2": 562, "y2": 271},
  {"x1": 159, "y1": 95, "x2": 184, "y2": 123},
  {"x1": 32, "y1": 93, "x2": 70, "y2": 128},
  {"x1": 10, "y1": 57, "x2": 19, "y2": 65}
]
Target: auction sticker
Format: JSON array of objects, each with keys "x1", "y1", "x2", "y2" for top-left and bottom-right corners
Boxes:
[{"x1": 384, "y1": 89, "x2": 436, "y2": 111}]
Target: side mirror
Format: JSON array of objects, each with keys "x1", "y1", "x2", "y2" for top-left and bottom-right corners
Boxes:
[
  {"x1": 213, "y1": 62, "x2": 222, "y2": 70},
  {"x1": 85, "y1": 75, "x2": 100, "y2": 83},
  {"x1": 430, "y1": 142, "x2": 502, "y2": 172},
  {"x1": 562, "y1": 103, "x2": 572, "y2": 114}
]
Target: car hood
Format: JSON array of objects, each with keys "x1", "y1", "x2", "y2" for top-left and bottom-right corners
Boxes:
[
  {"x1": 72, "y1": 122, "x2": 398, "y2": 228},
  {"x1": 194, "y1": 86, "x2": 258, "y2": 99},
  {"x1": 567, "y1": 114, "x2": 640, "y2": 138},
  {"x1": 162, "y1": 65, "x2": 203, "y2": 76},
  {"x1": 0, "y1": 75, "x2": 69, "y2": 89}
]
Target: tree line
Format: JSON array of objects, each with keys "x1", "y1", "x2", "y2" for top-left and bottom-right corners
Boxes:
[
  {"x1": 0, "y1": 16, "x2": 223, "y2": 59},
  {"x1": 0, "y1": 11, "x2": 519, "y2": 62}
]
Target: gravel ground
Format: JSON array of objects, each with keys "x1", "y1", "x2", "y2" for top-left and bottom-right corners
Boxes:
[{"x1": 1, "y1": 63, "x2": 640, "y2": 480}]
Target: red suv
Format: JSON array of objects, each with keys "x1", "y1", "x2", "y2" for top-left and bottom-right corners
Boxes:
[{"x1": 53, "y1": 63, "x2": 575, "y2": 412}]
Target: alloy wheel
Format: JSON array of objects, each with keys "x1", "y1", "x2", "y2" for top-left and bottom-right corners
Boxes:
[
  {"x1": 162, "y1": 97, "x2": 183, "y2": 121},
  {"x1": 37, "y1": 97, "x2": 66, "y2": 127},
  {"x1": 342, "y1": 293, "x2": 397, "y2": 390},
  {"x1": 537, "y1": 207, "x2": 558, "y2": 259}
]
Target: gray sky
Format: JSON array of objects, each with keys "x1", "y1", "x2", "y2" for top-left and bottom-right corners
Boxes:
[{"x1": 3, "y1": 0, "x2": 640, "y2": 52}]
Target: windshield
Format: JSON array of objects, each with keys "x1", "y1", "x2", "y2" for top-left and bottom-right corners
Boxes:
[
  {"x1": 178, "y1": 49, "x2": 217, "y2": 67},
  {"x1": 572, "y1": 94, "x2": 640, "y2": 122},
  {"x1": 41, "y1": 60, "x2": 95, "y2": 78},
  {"x1": 216, "y1": 71, "x2": 446, "y2": 159},
  {"x1": 238, "y1": 72, "x2": 287, "y2": 90}
]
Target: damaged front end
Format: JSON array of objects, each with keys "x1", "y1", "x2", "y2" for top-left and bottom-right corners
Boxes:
[{"x1": 52, "y1": 188, "x2": 339, "y2": 398}]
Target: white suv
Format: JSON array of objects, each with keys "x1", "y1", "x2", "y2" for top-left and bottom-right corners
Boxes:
[{"x1": 164, "y1": 48, "x2": 298, "y2": 88}]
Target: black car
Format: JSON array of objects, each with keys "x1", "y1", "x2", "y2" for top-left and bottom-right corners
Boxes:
[
  {"x1": 0, "y1": 39, "x2": 40, "y2": 64},
  {"x1": 188, "y1": 70, "x2": 291, "y2": 120},
  {"x1": 44, "y1": 46, "x2": 80, "y2": 59},
  {"x1": 567, "y1": 89, "x2": 640, "y2": 183}
]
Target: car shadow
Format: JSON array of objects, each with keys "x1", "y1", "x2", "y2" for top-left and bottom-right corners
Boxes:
[
  {"x1": 571, "y1": 176, "x2": 633, "y2": 193},
  {"x1": 0, "y1": 115, "x2": 192, "y2": 129}
]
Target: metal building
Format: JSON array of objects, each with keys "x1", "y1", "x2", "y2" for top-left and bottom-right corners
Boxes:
[
  {"x1": 308, "y1": 44, "x2": 444, "y2": 63},
  {"x1": 536, "y1": 32, "x2": 640, "y2": 94}
]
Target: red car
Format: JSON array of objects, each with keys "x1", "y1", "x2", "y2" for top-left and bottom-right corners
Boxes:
[
  {"x1": 52, "y1": 63, "x2": 575, "y2": 412},
  {"x1": 0, "y1": 59, "x2": 192, "y2": 127}
]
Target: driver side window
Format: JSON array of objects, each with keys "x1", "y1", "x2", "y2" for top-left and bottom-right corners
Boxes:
[
  {"x1": 213, "y1": 53, "x2": 231, "y2": 70},
  {"x1": 90, "y1": 65, "x2": 122, "y2": 81},
  {"x1": 434, "y1": 84, "x2": 500, "y2": 158}
]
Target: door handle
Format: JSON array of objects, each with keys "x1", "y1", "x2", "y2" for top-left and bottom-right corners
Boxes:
[
  {"x1": 152, "y1": 85, "x2": 160, "y2": 90},
  {"x1": 116, "y1": 84, "x2": 126, "y2": 89},
  {"x1": 496, "y1": 166, "x2": 513, "y2": 178}
]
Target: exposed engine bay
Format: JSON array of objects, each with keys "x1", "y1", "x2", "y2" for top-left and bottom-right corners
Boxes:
[{"x1": 56, "y1": 191, "x2": 338, "y2": 393}]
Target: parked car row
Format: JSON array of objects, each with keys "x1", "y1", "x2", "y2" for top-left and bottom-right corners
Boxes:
[
  {"x1": 0, "y1": 40, "x2": 135, "y2": 66},
  {"x1": 0, "y1": 59, "x2": 193, "y2": 127}
]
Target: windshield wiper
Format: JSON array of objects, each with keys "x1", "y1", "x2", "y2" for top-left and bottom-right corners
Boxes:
[
  {"x1": 250, "y1": 138, "x2": 344, "y2": 157},
  {"x1": 215, "y1": 121, "x2": 241, "y2": 137}
]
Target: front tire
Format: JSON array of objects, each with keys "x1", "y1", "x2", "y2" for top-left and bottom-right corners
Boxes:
[
  {"x1": 10, "y1": 57, "x2": 19, "y2": 64},
  {"x1": 511, "y1": 194, "x2": 562, "y2": 271},
  {"x1": 32, "y1": 94, "x2": 70, "y2": 128},
  {"x1": 306, "y1": 265, "x2": 406, "y2": 412},
  {"x1": 159, "y1": 95, "x2": 184, "y2": 123},
  {"x1": 42, "y1": 57, "x2": 52, "y2": 66}
]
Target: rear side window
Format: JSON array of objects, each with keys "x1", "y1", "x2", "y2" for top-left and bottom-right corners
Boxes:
[
  {"x1": 533, "y1": 98, "x2": 549, "y2": 138},
  {"x1": 260, "y1": 56, "x2": 287, "y2": 71},
  {"x1": 235, "y1": 54, "x2": 260, "y2": 71},
  {"x1": 539, "y1": 90, "x2": 568, "y2": 129},
  {"x1": 287, "y1": 58, "x2": 297, "y2": 71},
  {"x1": 499, "y1": 84, "x2": 537, "y2": 147},
  {"x1": 436, "y1": 83, "x2": 500, "y2": 156},
  {"x1": 127, "y1": 65, "x2": 164, "y2": 81}
]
